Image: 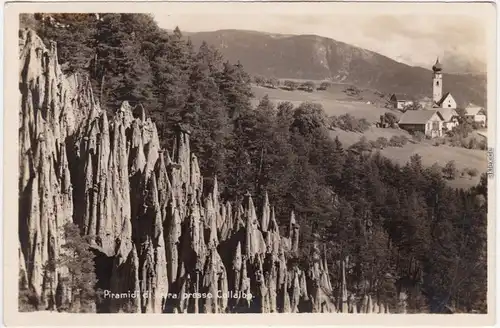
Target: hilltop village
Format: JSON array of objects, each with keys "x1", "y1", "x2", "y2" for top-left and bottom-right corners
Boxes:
[
  {"x1": 252, "y1": 57, "x2": 486, "y2": 140},
  {"x1": 391, "y1": 58, "x2": 487, "y2": 138}
]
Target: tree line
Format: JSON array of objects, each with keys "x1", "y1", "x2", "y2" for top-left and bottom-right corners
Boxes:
[
  {"x1": 253, "y1": 75, "x2": 331, "y2": 92},
  {"x1": 20, "y1": 13, "x2": 487, "y2": 313}
]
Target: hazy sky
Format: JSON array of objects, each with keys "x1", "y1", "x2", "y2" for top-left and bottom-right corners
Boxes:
[{"x1": 153, "y1": 13, "x2": 486, "y2": 73}]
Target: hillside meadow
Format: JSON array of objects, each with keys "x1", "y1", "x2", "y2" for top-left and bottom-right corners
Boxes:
[
  {"x1": 251, "y1": 85, "x2": 487, "y2": 189},
  {"x1": 251, "y1": 84, "x2": 397, "y2": 123}
]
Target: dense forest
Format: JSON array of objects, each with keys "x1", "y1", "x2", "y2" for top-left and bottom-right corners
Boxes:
[{"x1": 20, "y1": 13, "x2": 487, "y2": 313}]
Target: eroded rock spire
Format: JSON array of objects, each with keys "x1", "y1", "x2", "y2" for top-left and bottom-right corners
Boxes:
[{"x1": 18, "y1": 29, "x2": 386, "y2": 314}]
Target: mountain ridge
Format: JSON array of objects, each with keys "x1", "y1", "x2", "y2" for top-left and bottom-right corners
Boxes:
[{"x1": 184, "y1": 28, "x2": 487, "y2": 73}]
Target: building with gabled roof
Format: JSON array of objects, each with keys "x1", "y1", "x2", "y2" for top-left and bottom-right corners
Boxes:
[
  {"x1": 465, "y1": 103, "x2": 487, "y2": 127},
  {"x1": 398, "y1": 109, "x2": 444, "y2": 138},
  {"x1": 436, "y1": 107, "x2": 459, "y2": 130},
  {"x1": 390, "y1": 93, "x2": 414, "y2": 110}
]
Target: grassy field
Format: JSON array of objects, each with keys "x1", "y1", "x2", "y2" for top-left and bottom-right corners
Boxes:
[
  {"x1": 329, "y1": 127, "x2": 412, "y2": 147},
  {"x1": 251, "y1": 85, "x2": 487, "y2": 189},
  {"x1": 329, "y1": 128, "x2": 486, "y2": 189},
  {"x1": 381, "y1": 143, "x2": 486, "y2": 188},
  {"x1": 251, "y1": 85, "x2": 399, "y2": 123}
]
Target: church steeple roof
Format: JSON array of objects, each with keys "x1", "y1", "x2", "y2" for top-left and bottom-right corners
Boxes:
[{"x1": 432, "y1": 57, "x2": 442, "y2": 72}]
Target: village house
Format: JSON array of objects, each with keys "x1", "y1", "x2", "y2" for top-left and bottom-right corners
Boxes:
[
  {"x1": 465, "y1": 103, "x2": 487, "y2": 127},
  {"x1": 389, "y1": 93, "x2": 414, "y2": 110},
  {"x1": 398, "y1": 110, "x2": 444, "y2": 138},
  {"x1": 436, "y1": 108, "x2": 459, "y2": 131},
  {"x1": 418, "y1": 96, "x2": 433, "y2": 108}
]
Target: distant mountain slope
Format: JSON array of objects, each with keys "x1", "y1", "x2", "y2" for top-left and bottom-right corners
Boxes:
[{"x1": 187, "y1": 29, "x2": 487, "y2": 107}]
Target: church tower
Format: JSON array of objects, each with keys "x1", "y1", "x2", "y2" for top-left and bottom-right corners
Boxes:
[{"x1": 432, "y1": 57, "x2": 443, "y2": 104}]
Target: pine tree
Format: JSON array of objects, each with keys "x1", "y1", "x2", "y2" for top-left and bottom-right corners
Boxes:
[
  {"x1": 217, "y1": 61, "x2": 253, "y2": 120},
  {"x1": 59, "y1": 222, "x2": 97, "y2": 312},
  {"x1": 95, "y1": 14, "x2": 155, "y2": 111},
  {"x1": 148, "y1": 27, "x2": 192, "y2": 147},
  {"x1": 33, "y1": 14, "x2": 98, "y2": 73},
  {"x1": 180, "y1": 51, "x2": 229, "y2": 178},
  {"x1": 276, "y1": 101, "x2": 294, "y2": 127}
]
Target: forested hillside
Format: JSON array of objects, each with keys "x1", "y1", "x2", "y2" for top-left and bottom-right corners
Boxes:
[{"x1": 19, "y1": 13, "x2": 487, "y2": 313}]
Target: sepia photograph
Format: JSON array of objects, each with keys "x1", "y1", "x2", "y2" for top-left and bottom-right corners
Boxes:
[{"x1": 4, "y1": 1, "x2": 496, "y2": 325}]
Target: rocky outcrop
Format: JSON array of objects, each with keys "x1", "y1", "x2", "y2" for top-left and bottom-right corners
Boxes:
[
  {"x1": 19, "y1": 28, "x2": 88, "y2": 310},
  {"x1": 18, "y1": 29, "x2": 395, "y2": 314}
]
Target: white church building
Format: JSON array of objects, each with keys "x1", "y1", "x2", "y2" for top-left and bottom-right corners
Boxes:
[{"x1": 430, "y1": 58, "x2": 460, "y2": 130}]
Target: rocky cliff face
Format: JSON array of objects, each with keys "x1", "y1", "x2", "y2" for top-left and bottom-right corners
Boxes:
[{"x1": 18, "y1": 29, "x2": 395, "y2": 314}]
